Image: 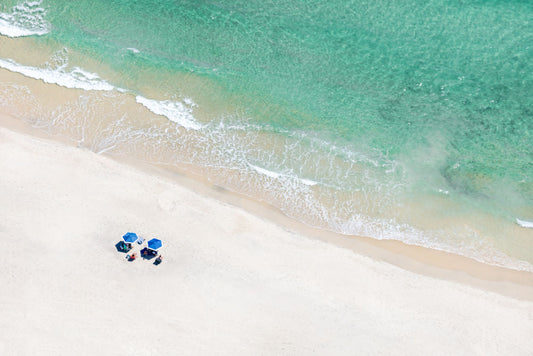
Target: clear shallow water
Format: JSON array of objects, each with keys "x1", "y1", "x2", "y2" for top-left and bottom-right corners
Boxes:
[{"x1": 0, "y1": 0, "x2": 532, "y2": 270}]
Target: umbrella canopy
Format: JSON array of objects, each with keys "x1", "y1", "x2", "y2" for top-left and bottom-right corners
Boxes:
[
  {"x1": 147, "y1": 238, "x2": 162, "y2": 250},
  {"x1": 122, "y1": 232, "x2": 139, "y2": 243}
]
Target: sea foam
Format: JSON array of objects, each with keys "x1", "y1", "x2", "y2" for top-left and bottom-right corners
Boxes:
[
  {"x1": 0, "y1": 55, "x2": 206, "y2": 131},
  {"x1": 0, "y1": 0, "x2": 49, "y2": 37},
  {"x1": 516, "y1": 218, "x2": 533, "y2": 229},
  {"x1": 249, "y1": 163, "x2": 317, "y2": 186},
  {"x1": 135, "y1": 96, "x2": 203, "y2": 130},
  {"x1": 0, "y1": 58, "x2": 116, "y2": 91},
  {"x1": 249, "y1": 163, "x2": 282, "y2": 179}
]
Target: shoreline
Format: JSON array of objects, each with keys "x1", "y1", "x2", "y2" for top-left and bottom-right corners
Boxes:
[
  {"x1": 1, "y1": 116, "x2": 533, "y2": 355},
  {"x1": 2, "y1": 113, "x2": 532, "y2": 301},
  {"x1": 0, "y1": 63, "x2": 531, "y2": 283}
]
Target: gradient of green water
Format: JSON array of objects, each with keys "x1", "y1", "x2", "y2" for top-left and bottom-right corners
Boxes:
[
  {"x1": 1, "y1": 0, "x2": 532, "y2": 266},
  {"x1": 36, "y1": 0, "x2": 533, "y2": 211}
]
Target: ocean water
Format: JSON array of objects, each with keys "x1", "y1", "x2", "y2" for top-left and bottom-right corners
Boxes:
[{"x1": 0, "y1": 0, "x2": 532, "y2": 270}]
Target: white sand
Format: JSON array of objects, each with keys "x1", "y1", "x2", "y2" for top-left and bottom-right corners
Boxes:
[{"x1": 0, "y1": 126, "x2": 532, "y2": 355}]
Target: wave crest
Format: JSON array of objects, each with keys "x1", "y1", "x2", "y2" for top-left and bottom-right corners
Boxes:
[
  {"x1": 135, "y1": 96, "x2": 203, "y2": 130},
  {"x1": 0, "y1": 57, "x2": 116, "y2": 91},
  {"x1": 0, "y1": 0, "x2": 49, "y2": 37},
  {"x1": 516, "y1": 218, "x2": 533, "y2": 229}
]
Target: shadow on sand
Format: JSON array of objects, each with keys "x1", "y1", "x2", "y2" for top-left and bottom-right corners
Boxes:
[
  {"x1": 115, "y1": 241, "x2": 132, "y2": 253},
  {"x1": 140, "y1": 247, "x2": 157, "y2": 260}
]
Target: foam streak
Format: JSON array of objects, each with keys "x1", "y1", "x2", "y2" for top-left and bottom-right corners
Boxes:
[
  {"x1": 135, "y1": 95, "x2": 203, "y2": 130},
  {"x1": 0, "y1": 0, "x2": 49, "y2": 37},
  {"x1": 0, "y1": 58, "x2": 116, "y2": 91},
  {"x1": 516, "y1": 218, "x2": 533, "y2": 229}
]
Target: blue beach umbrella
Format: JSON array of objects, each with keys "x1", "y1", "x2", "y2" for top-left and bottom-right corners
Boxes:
[
  {"x1": 147, "y1": 238, "x2": 162, "y2": 251},
  {"x1": 122, "y1": 232, "x2": 139, "y2": 244}
]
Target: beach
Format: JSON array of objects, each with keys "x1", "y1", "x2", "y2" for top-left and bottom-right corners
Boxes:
[
  {"x1": 2, "y1": 0, "x2": 533, "y2": 273},
  {"x1": 1, "y1": 120, "x2": 532, "y2": 355},
  {"x1": 0, "y1": 1, "x2": 532, "y2": 354}
]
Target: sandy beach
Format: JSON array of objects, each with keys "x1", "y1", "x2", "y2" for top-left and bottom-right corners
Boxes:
[{"x1": 1, "y1": 121, "x2": 532, "y2": 355}]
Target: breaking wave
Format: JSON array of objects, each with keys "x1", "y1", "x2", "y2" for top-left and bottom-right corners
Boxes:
[
  {"x1": 0, "y1": 57, "x2": 116, "y2": 91},
  {"x1": 0, "y1": 0, "x2": 49, "y2": 37},
  {"x1": 135, "y1": 95, "x2": 203, "y2": 130}
]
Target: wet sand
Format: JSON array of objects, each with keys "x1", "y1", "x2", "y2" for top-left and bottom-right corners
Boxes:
[{"x1": 0, "y1": 120, "x2": 532, "y2": 355}]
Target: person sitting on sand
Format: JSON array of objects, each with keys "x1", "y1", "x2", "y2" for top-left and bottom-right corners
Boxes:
[{"x1": 130, "y1": 253, "x2": 136, "y2": 260}]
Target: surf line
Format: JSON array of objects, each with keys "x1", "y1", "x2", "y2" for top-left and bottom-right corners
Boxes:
[{"x1": 516, "y1": 218, "x2": 533, "y2": 229}]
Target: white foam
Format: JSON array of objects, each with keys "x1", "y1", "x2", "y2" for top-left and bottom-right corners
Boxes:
[
  {"x1": 126, "y1": 47, "x2": 140, "y2": 54},
  {"x1": 0, "y1": 0, "x2": 49, "y2": 37},
  {"x1": 183, "y1": 97, "x2": 196, "y2": 107},
  {"x1": 249, "y1": 163, "x2": 282, "y2": 179},
  {"x1": 135, "y1": 95, "x2": 203, "y2": 130},
  {"x1": 0, "y1": 57, "x2": 116, "y2": 91},
  {"x1": 248, "y1": 162, "x2": 318, "y2": 186},
  {"x1": 300, "y1": 178, "x2": 318, "y2": 186},
  {"x1": 516, "y1": 218, "x2": 533, "y2": 228}
]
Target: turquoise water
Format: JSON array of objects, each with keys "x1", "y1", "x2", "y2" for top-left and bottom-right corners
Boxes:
[{"x1": 1, "y1": 0, "x2": 532, "y2": 269}]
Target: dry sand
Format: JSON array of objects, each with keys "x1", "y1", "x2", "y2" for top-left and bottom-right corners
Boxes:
[{"x1": 1, "y1": 124, "x2": 532, "y2": 355}]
